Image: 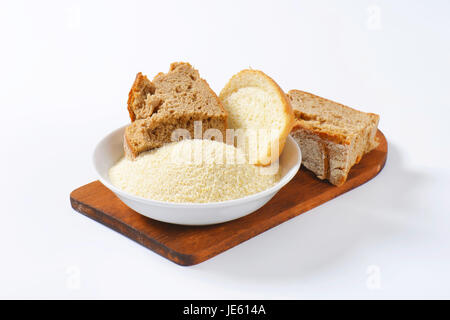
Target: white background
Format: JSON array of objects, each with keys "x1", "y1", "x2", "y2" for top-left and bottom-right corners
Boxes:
[{"x1": 1, "y1": 0, "x2": 449, "y2": 299}]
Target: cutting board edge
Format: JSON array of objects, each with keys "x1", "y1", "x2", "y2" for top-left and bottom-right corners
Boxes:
[
  {"x1": 70, "y1": 130, "x2": 388, "y2": 266},
  {"x1": 70, "y1": 196, "x2": 197, "y2": 266}
]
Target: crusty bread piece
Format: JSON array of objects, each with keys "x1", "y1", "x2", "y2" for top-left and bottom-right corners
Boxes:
[
  {"x1": 288, "y1": 90, "x2": 380, "y2": 186},
  {"x1": 125, "y1": 62, "x2": 227, "y2": 158},
  {"x1": 219, "y1": 70, "x2": 294, "y2": 166}
]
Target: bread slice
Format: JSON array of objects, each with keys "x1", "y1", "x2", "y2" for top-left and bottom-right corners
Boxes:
[
  {"x1": 219, "y1": 70, "x2": 294, "y2": 166},
  {"x1": 287, "y1": 90, "x2": 380, "y2": 186},
  {"x1": 124, "y1": 62, "x2": 227, "y2": 158}
]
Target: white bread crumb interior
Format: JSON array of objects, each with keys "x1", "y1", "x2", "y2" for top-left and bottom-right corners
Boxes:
[{"x1": 219, "y1": 69, "x2": 294, "y2": 166}]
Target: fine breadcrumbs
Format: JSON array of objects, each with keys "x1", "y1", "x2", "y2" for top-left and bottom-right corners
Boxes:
[{"x1": 109, "y1": 139, "x2": 280, "y2": 203}]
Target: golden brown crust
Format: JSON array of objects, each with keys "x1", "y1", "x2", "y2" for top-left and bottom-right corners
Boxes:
[
  {"x1": 243, "y1": 70, "x2": 294, "y2": 166},
  {"x1": 333, "y1": 174, "x2": 346, "y2": 187},
  {"x1": 292, "y1": 120, "x2": 352, "y2": 145},
  {"x1": 219, "y1": 69, "x2": 294, "y2": 166},
  {"x1": 127, "y1": 72, "x2": 153, "y2": 122},
  {"x1": 265, "y1": 74, "x2": 294, "y2": 166}
]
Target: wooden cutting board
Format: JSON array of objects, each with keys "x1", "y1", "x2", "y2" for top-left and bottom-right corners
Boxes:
[{"x1": 70, "y1": 130, "x2": 387, "y2": 266}]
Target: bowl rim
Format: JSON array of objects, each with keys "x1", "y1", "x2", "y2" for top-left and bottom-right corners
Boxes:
[{"x1": 93, "y1": 125, "x2": 302, "y2": 209}]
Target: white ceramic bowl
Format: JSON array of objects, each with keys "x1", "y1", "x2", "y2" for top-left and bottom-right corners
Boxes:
[{"x1": 93, "y1": 126, "x2": 302, "y2": 225}]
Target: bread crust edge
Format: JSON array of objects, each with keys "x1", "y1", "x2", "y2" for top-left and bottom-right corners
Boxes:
[
  {"x1": 127, "y1": 72, "x2": 150, "y2": 122},
  {"x1": 288, "y1": 89, "x2": 380, "y2": 146},
  {"x1": 219, "y1": 69, "x2": 295, "y2": 166},
  {"x1": 123, "y1": 128, "x2": 138, "y2": 160},
  {"x1": 289, "y1": 90, "x2": 380, "y2": 186}
]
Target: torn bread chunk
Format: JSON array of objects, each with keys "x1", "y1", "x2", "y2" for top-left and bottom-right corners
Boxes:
[
  {"x1": 288, "y1": 90, "x2": 379, "y2": 186},
  {"x1": 125, "y1": 62, "x2": 227, "y2": 158}
]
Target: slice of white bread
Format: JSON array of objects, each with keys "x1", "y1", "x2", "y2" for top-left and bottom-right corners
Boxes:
[
  {"x1": 287, "y1": 90, "x2": 380, "y2": 186},
  {"x1": 219, "y1": 70, "x2": 294, "y2": 166},
  {"x1": 124, "y1": 62, "x2": 227, "y2": 159}
]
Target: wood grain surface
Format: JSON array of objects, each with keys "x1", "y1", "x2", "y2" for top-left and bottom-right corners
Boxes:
[{"x1": 70, "y1": 130, "x2": 388, "y2": 266}]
